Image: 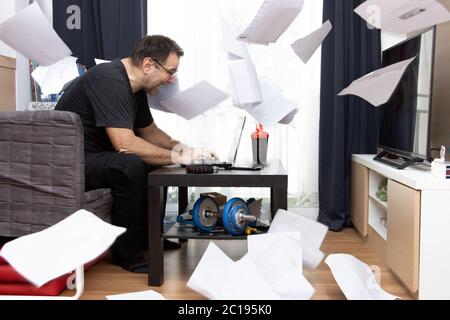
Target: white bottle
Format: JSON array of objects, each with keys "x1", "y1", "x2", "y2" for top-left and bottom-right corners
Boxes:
[{"x1": 431, "y1": 146, "x2": 449, "y2": 179}]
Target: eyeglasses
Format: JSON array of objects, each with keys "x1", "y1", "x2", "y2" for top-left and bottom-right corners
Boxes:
[{"x1": 152, "y1": 58, "x2": 177, "y2": 79}]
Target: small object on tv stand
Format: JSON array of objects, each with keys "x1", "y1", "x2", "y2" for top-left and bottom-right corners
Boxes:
[
  {"x1": 374, "y1": 150, "x2": 424, "y2": 170},
  {"x1": 431, "y1": 146, "x2": 450, "y2": 180}
]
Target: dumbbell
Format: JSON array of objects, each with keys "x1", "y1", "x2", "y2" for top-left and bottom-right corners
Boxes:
[
  {"x1": 222, "y1": 198, "x2": 257, "y2": 236},
  {"x1": 192, "y1": 196, "x2": 220, "y2": 233},
  {"x1": 192, "y1": 196, "x2": 257, "y2": 236}
]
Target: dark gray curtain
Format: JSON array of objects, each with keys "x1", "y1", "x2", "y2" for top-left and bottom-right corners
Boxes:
[
  {"x1": 53, "y1": 0, "x2": 147, "y2": 68},
  {"x1": 318, "y1": 0, "x2": 381, "y2": 231}
]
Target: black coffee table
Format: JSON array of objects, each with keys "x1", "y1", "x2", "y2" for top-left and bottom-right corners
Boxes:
[{"x1": 147, "y1": 160, "x2": 287, "y2": 286}]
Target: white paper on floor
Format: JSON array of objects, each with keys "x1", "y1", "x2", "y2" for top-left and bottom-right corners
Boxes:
[
  {"x1": 337, "y1": 57, "x2": 416, "y2": 107},
  {"x1": 106, "y1": 290, "x2": 166, "y2": 300},
  {"x1": 187, "y1": 242, "x2": 281, "y2": 300},
  {"x1": 247, "y1": 232, "x2": 315, "y2": 300},
  {"x1": 269, "y1": 209, "x2": 328, "y2": 270},
  {"x1": 0, "y1": 210, "x2": 125, "y2": 287},
  {"x1": 325, "y1": 254, "x2": 400, "y2": 300},
  {"x1": 355, "y1": 0, "x2": 450, "y2": 35}
]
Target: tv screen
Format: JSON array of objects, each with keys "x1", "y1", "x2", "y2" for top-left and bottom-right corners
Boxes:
[{"x1": 378, "y1": 28, "x2": 436, "y2": 161}]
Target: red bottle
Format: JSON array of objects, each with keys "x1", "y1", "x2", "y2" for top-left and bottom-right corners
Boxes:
[{"x1": 251, "y1": 124, "x2": 269, "y2": 165}]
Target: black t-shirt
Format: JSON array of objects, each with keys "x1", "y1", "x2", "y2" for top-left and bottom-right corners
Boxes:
[{"x1": 55, "y1": 60, "x2": 153, "y2": 154}]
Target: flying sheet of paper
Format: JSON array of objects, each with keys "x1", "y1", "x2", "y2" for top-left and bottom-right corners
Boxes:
[
  {"x1": 325, "y1": 254, "x2": 399, "y2": 300},
  {"x1": 95, "y1": 58, "x2": 111, "y2": 65},
  {"x1": 355, "y1": 0, "x2": 450, "y2": 35},
  {"x1": 229, "y1": 59, "x2": 263, "y2": 108},
  {"x1": 269, "y1": 209, "x2": 328, "y2": 270},
  {"x1": 291, "y1": 20, "x2": 333, "y2": 64},
  {"x1": 106, "y1": 290, "x2": 166, "y2": 300},
  {"x1": 161, "y1": 81, "x2": 229, "y2": 120},
  {"x1": 338, "y1": 56, "x2": 416, "y2": 107},
  {"x1": 0, "y1": 2, "x2": 72, "y2": 66},
  {"x1": 223, "y1": 21, "x2": 250, "y2": 60},
  {"x1": 222, "y1": 255, "x2": 283, "y2": 300},
  {"x1": 0, "y1": 210, "x2": 125, "y2": 287},
  {"x1": 31, "y1": 56, "x2": 79, "y2": 95},
  {"x1": 147, "y1": 78, "x2": 181, "y2": 113},
  {"x1": 279, "y1": 109, "x2": 299, "y2": 125},
  {"x1": 244, "y1": 79, "x2": 299, "y2": 127},
  {"x1": 223, "y1": 21, "x2": 263, "y2": 109},
  {"x1": 187, "y1": 242, "x2": 281, "y2": 300},
  {"x1": 247, "y1": 232, "x2": 315, "y2": 300},
  {"x1": 239, "y1": 0, "x2": 305, "y2": 45}
]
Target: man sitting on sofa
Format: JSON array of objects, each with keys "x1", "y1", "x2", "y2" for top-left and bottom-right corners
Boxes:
[{"x1": 56, "y1": 35, "x2": 217, "y2": 273}]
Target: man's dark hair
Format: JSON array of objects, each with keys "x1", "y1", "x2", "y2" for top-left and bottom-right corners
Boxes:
[{"x1": 130, "y1": 35, "x2": 184, "y2": 67}]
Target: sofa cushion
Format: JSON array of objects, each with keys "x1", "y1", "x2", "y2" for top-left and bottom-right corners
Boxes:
[{"x1": 83, "y1": 189, "x2": 112, "y2": 223}]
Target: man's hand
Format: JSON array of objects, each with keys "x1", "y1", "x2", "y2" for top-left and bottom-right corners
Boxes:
[
  {"x1": 191, "y1": 148, "x2": 219, "y2": 164},
  {"x1": 171, "y1": 144, "x2": 219, "y2": 165}
]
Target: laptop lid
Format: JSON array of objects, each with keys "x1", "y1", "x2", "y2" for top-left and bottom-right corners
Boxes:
[{"x1": 228, "y1": 116, "x2": 246, "y2": 165}]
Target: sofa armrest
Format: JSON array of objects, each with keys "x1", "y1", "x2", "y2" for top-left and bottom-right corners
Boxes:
[{"x1": 0, "y1": 111, "x2": 86, "y2": 237}]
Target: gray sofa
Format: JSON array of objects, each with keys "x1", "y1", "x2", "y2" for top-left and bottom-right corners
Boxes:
[{"x1": 0, "y1": 111, "x2": 112, "y2": 238}]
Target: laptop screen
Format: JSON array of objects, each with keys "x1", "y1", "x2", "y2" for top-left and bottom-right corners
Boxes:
[{"x1": 228, "y1": 116, "x2": 246, "y2": 165}]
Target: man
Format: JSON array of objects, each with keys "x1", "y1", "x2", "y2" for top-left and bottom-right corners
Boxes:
[{"x1": 56, "y1": 35, "x2": 217, "y2": 273}]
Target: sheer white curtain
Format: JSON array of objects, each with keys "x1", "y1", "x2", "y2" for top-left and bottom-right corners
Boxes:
[{"x1": 148, "y1": 0, "x2": 323, "y2": 208}]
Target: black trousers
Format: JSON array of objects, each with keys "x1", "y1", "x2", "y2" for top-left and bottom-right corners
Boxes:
[{"x1": 85, "y1": 152, "x2": 166, "y2": 263}]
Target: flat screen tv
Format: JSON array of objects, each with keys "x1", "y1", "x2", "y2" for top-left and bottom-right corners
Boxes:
[{"x1": 376, "y1": 28, "x2": 436, "y2": 169}]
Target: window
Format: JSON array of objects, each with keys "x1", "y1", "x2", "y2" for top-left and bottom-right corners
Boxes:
[{"x1": 148, "y1": 0, "x2": 323, "y2": 209}]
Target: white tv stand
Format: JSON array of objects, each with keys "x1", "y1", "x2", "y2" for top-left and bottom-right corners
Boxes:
[{"x1": 352, "y1": 154, "x2": 450, "y2": 300}]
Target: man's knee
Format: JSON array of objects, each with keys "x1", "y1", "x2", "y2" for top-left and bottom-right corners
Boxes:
[{"x1": 111, "y1": 154, "x2": 148, "y2": 184}]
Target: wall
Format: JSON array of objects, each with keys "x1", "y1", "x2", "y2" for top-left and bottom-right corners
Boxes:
[
  {"x1": 430, "y1": 21, "x2": 450, "y2": 160},
  {"x1": 15, "y1": 0, "x2": 32, "y2": 111}
]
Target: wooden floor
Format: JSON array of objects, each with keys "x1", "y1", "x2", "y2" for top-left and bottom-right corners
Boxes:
[{"x1": 70, "y1": 228, "x2": 414, "y2": 300}]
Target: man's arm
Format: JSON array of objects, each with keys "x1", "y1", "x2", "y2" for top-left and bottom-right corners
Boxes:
[
  {"x1": 136, "y1": 123, "x2": 182, "y2": 151},
  {"x1": 106, "y1": 127, "x2": 175, "y2": 166}
]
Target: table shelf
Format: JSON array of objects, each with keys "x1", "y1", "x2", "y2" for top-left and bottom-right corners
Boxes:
[{"x1": 163, "y1": 223, "x2": 248, "y2": 240}]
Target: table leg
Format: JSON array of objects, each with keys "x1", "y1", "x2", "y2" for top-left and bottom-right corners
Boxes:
[
  {"x1": 178, "y1": 187, "x2": 188, "y2": 215},
  {"x1": 178, "y1": 187, "x2": 189, "y2": 244},
  {"x1": 148, "y1": 186, "x2": 164, "y2": 286},
  {"x1": 271, "y1": 187, "x2": 288, "y2": 219}
]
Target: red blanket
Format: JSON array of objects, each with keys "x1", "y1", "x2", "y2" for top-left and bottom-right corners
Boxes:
[{"x1": 0, "y1": 245, "x2": 107, "y2": 296}]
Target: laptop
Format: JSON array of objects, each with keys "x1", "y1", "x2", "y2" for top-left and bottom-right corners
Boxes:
[{"x1": 192, "y1": 117, "x2": 263, "y2": 171}]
